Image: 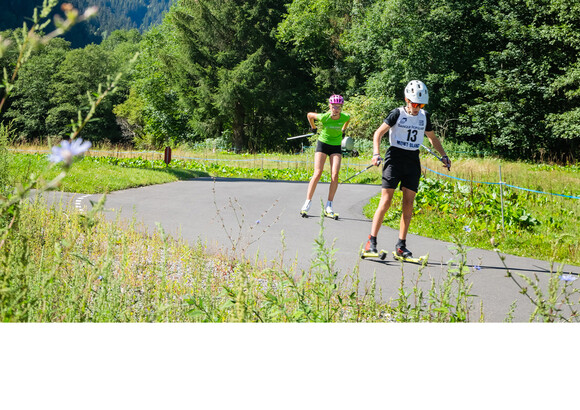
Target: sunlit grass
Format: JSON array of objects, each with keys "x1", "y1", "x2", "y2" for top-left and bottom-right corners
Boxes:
[{"x1": 7, "y1": 151, "x2": 207, "y2": 193}]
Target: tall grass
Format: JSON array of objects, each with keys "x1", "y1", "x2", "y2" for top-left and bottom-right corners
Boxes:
[
  {"x1": 0, "y1": 196, "x2": 477, "y2": 322},
  {"x1": 3, "y1": 196, "x2": 577, "y2": 322}
]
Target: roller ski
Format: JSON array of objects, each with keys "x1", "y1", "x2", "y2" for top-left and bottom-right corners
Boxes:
[
  {"x1": 300, "y1": 200, "x2": 311, "y2": 218},
  {"x1": 360, "y1": 235, "x2": 387, "y2": 260},
  {"x1": 324, "y1": 210, "x2": 339, "y2": 220},
  {"x1": 323, "y1": 202, "x2": 339, "y2": 220},
  {"x1": 361, "y1": 249, "x2": 388, "y2": 260},
  {"x1": 392, "y1": 241, "x2": 427, "y2": 264}
]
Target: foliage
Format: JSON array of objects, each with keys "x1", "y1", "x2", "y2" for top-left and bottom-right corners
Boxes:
[
  {"x1": 276, "y1": 0, "x2": 357, "y2": 96},
  {"x1": 3, "y1": 38, "x2": 70, "y2": 142},
  {"x1": 364, "y1": 175, "x2": 579, "y2": 265},
  {"x1": 113, "y1": 24, "x2": 190, "y2": 149},
  {"x1": 2, "y1": 0, "x2": 579, "y2": 160},
  {"x1": 166, "y1": 0, "x2": 314, "y2": 152},
  {"x1": 1, "y1": 29, "x2": 139, "y2": 144}
]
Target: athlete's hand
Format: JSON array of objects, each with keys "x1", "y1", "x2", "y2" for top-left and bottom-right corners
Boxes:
[
  {"x1": 372, "y1": 154, "x2": 382, "y2": 166},
  {"x1": 441, "y1": 155, "x2": 451, "y2": 170}
]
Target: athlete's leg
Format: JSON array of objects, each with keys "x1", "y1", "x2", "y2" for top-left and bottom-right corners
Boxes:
[
  {"x1": 327, "y1": 153, "x2": 342, "y2": 202},
  {"x1": 398, "y1": 187, "x2": 417, "y2": 240},
  {"x1": 306, "y1": 151, "x2": 327, "y2": 200},
  {"x1": 371, "y1": 188, "x2": 395, "y2": 237}
]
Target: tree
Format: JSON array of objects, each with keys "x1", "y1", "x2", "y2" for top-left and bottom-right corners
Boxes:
[
  {"x1": 113, "y1": 24, "x2": 192, "y2": 148},
  {"x1": 3, "y1": 38, "x2": 70, "y2": 141},
  {"x1": 167, "y1": 0, "x2": 312, "y2": 152},
  {"x1": 459, "y1": 0, "x2": 580, "y2": 159},
  {"x1": 47, "y1": 44, "x2": 120, "y2": 142},
  {"x1": 277, "y1": 0, "x2": 358, "y2": 98},
  {"x1": 341, "y1": 0, "x2": 492, "y2": 140}
]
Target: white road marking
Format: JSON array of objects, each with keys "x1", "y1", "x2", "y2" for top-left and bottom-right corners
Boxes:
[{"x1": 75, "y1": 194, "x2": 91, "y2": 213}]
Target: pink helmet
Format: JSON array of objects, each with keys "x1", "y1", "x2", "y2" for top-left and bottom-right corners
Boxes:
[{"x1": 329, "y1": 94, "x2": 344, "y2": 105}]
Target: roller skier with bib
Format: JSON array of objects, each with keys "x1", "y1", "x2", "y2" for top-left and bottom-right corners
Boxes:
[
  {"x1": 361, "y1": 81, "x2": 451, "y2": 263},
  {"x1": 300, "y1": 94, "x2": 351, "y2": 219}
]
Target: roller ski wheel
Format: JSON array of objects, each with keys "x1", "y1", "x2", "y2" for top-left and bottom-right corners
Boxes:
[
  {"x1": 360, "y1": 250, "x2": 387, "y2": 260},
  {"x1": 324, "y1": 211, "x2": 339, "y2": 220},
  {"x1": 392, "y1": 251, "x2": 428, "y2": 264},
  {"x1": 300, "y1": 210, "x2": 308, "y2": 218}
]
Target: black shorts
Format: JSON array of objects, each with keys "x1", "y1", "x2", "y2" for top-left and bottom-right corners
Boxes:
[
  {"x1": 381, "y1": 146, "x2": 421, "y2": 192},
  {"x1": 316, "y1": 140, "x2": 342, "y2": 156}
]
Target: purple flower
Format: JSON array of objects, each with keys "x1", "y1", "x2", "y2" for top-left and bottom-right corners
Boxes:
[
  {"x1": 474, "y1": 265, "x2": 481, "y2": 271},
  {"x1": 49, "y1": 138, "x2": 91, "y2": 166},
  {"x1": 559, "y1": 274, "x2": 577, "y2": 282},
  {"x1": 463, "y1": 225, "x2": 472, "y2": 233}
]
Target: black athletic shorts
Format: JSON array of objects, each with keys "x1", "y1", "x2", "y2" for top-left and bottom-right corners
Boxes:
[
  {"x1": 316, "y1": 140, "x2": 342, "y2": 156},
  {"x1": 381, "y1": 146, "x2": 421, "y2": 192}
]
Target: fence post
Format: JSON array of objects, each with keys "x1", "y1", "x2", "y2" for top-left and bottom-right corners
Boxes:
[{"x1": 164, "y1": 146, "x2": 172, "y2": 166}]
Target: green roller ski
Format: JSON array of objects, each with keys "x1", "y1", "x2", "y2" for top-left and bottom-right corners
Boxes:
[
  {"x1": 360, "y1": 249, "x2": 388, "y2": 260},
  {"x1": 324, "y1": 210, "x2": 339, "y2": 220},
  {"x1": 392, "y1": 251, "x2": 428, "y2": 264}
]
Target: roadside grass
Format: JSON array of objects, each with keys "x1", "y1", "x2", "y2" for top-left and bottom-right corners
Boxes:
[
  {"x1": 8, "y1": 152, "x2": 208, "y2": 193},
  {"x1": 363, "y1": 177, "x2": 580, "y2": 265},
  {"x1": 11, "y1": 142, "x2": 579, "y2": 195}
]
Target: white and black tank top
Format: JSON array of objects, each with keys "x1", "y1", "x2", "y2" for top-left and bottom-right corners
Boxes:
[{"x1": 384, "y1": 107, "x2": 432, "y2": 151}]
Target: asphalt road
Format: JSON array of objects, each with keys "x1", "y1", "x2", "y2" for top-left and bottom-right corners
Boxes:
[{"x1": 41, "y1": 177, "x2": 580, "y2": 322}]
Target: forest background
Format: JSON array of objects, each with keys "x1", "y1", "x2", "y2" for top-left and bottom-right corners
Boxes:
[{"x1": 1, "y1": 0, "x2": 579, "y2": 162}]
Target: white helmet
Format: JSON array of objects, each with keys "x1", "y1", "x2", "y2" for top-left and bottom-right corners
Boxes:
[{"x1": 404, "y1": 80, "x2": 429, "y2": 104}]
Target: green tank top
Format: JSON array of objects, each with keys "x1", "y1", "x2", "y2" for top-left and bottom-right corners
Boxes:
[{"x1": 316, "y1": 112, "x2": 350, "y2": 146}]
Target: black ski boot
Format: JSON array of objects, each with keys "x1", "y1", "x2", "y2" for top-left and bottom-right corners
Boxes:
[
  {"x1": 366, "y1": 235, "x2": 378, "y2": 254},
  {"x1": 361, "y1": 235, "x2": 386, "y2": 259},
  {"x1": 395, "y1": 239, "x2": 412, "y2": 259},
  {"x1": 393, "y1": 239, "x2": 427, "y2": 264}
]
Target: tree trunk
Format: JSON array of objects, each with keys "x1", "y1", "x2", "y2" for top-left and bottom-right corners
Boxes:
[{"x1": 232, "y1": 101, "x2": 245, "y2": 152}]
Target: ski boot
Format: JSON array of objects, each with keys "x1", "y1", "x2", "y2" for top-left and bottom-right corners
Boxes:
[
  {"x1": 360, "y1": 235, "x2": 387, "y2": 260},
  {"x1": 300, "y1": 199, "x2": 311, "y2": 218},
  {"x1": 323, "y1": 203, "x2": 339, "y2": 220},
  {"x1": 392, "y1": 241, "x2": 427, "y2": 264}
]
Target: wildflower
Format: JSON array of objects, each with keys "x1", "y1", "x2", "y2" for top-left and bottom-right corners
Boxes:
[
  {"x1": 49, "y1": 138, "x2": 91, "y2": 166},
  {"x1": 463, "y1": 225, "x2": 472, "y2": 233},
  {"x1": 474, "y1": 265, "x2": 482, "y2": 271},
  {"x1": 559, "y1": 274, "x2": 577, "y2": 282},
  {"x1": 255, "y1": 220, "x2": 260, "y2": 224},
  {"x1": 98, "y1": 276, "x2": 103, "y2": 280}
]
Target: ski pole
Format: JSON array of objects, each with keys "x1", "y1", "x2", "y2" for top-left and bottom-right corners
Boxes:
[
  {"x1": 421, "y1": 144, "x2": 450, "y2": 170},
  {"x1": 287, "y1": 133, "x2": 314, "y2": 140},
  {"x1": 341, "y1": 158, "x2": 381, "y2": 184}
]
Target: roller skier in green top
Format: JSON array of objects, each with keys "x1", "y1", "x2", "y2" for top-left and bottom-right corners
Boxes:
[{"x1": 300, "y1": 94, "x2": 350, "y2": 219}]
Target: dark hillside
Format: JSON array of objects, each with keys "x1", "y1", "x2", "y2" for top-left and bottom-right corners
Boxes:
[{"x1": 0, "y1": 0, "x2": 173, "y2": 48}]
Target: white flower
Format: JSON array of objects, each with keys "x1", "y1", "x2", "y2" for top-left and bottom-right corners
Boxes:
[{"x1": 49, "y1": 138, "x2": 92, "y2": 166}]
